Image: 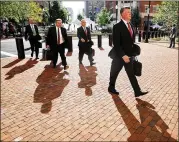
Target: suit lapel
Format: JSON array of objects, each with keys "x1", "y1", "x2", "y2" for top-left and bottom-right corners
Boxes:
[
  {"x1": 54, "y1": 27, "x2": 57, "y2": 43},
  {"x1": 121, "y1": 20, "x2": 133, "y2": 40}
]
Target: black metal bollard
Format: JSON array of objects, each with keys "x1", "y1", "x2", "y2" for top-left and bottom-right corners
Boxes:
[
  {"x1": 151, "y1": 31, "x2": 154, "y2": 38},
  {"x1": 15, "y1": 36, "x2": 25, "y2": 59},
  {"x1": 142, "y1": 31, "x2": 146, "y2": 40},
  {"x1": 138, "y1": 31, "x2": 141, "y2": 42},
  {"x1": 155, "y1": 32, "x2": 158, "y2": 38},
  {"x1": 67, "y1": 36, "x2": 73, "y2": 52},
  {"x1": 158, "y1": 31, "x2": 161, "y2": 38},
  {"x1": 98, "y1": 35, "x2": 102, "y2": 48},
  {"x1": 148, "y1": 32, "x2": 150, "y2": 39},
  {"x1": 109, "y1": 34, "x2": 112, "y2": 46}
]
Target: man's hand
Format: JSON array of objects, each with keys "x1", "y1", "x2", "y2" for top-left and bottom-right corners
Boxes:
[
  {"x1": 81, "y1": 38, "x2": 85, "y2": 42},
  {"x1": 122, "y1": 55, "x2": 130, "y2": 63},
  {"x1": 46, "y1": 45, "x2": 50, "y2": 49}
]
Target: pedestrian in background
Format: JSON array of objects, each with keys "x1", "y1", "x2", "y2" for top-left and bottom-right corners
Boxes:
[
  {"x1": 25, "y1": 17, "x2": 41, "y2": 59},
  {"x1": 168, "y1": 24, "x2": 176, "y2": 48}
]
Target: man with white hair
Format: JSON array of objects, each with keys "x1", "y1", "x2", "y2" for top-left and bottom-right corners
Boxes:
[
  {"x1": 77, "y1": 19, "x2": 95, "y2": 66},
  {"x1": 46, "y1": 19, "x2": 69, "y2": 70}
]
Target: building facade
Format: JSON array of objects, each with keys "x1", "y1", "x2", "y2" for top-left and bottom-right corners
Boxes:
[
  {"x1": 138, "y1": 1, "x2": 162, "y2": 30},
  {"x1": 105, "y1": 1, "x2": 138, "y2": 21},
  {"x1": 85, "y1": 1, "x2": 105, "y2": 21}
]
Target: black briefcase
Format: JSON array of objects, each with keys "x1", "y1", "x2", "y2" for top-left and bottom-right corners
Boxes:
[
  {"x1": 133, "y1": 57, "x2": 142, "y2": 76},
  {"x1": 132, "y1": 44, "x2": 141, "y2": 56},
  {"x1": 42, "y1": 48, "x2": 53, "y2": 60},
  {"x1": 92, "y1": 48, "x2": 95, "y2": 56},
  {"x1": 36, "y1": 41, "x2": 42, "y2": 48}
]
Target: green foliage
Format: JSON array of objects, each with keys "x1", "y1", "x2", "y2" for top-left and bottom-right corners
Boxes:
[
  {"x1": 96, "y1": 8, "x2": 111, "y2": 26},
  {"x1": 131, "y1": 7, "x2": 141, "y2": 29},
  {"x1": 153, "y1": 1, "x2": 178, "y2": 28},
  {"x1": 77, "y1": 13, "x2": 83, "y2": 21},
  {"x1": 49, "y1": 1, "x2": 68, "y2": 24},
  {"x1": 0, "y1": 1, "x2": 42, "y2": 23}
]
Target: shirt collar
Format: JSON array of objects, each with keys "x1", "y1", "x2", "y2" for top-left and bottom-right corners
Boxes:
[
  {"x1": 56, "y1": 26, "x2": 61, "y2": 29},
  {"x1": 122, "y1": 19, "x2": 131, "y2": 25}
]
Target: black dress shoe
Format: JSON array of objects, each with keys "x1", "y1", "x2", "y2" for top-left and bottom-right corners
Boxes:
[
  {"x1": 108, "y1": 87, "x2": 119, "y2": 95},
  {"x1": 35, "y1": 57, "x2": 39, "y2": 59},
  {"x1": 90, "y1": 62, "x2": 96, "y2": 66},
  {"x1": 135, "y1": 91, "x2": 148, "y2": 97},
  {"x1": 64, "y1": 65, "x2": 69, "y2": 70}
]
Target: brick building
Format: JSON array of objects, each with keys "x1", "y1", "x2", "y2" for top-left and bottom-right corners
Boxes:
[
  {"x1": 138, "y1": 1, "x2": 162, "y2": 30},
  {"x1": 85, "y1": 1, "x2": 105, "y2": 21},
  {"x1": 105, "y1": 1, "x2": 138, "y2": 21}
]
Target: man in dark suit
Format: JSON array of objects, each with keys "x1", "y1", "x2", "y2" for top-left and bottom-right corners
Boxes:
[
  {"x1": 25, "y1": 18, "x2": 41, "y2": 59},
  {"x1": 168, "y1": 24, "x2": 176, "y2": 48},
  {"x1": 46, "y1": 19, "x2": 68, "y2": 70},
  {"x1": 108, "y1": 7, "x2": 148, "y2": 97},
  {"x1": 77, "y1": 19, "x2": 95, "y2": 66}
]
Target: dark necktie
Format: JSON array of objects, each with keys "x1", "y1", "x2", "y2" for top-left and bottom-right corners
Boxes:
[{"x1": 84, "y1": 28, "x2": 87, "y2": 36}]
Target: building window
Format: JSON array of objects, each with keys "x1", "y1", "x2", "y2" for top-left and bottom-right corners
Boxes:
[
  {"x1": 89, "y1": 6, "x2": 92, "y2": 10},
  {"x1": 153, "y1": 5, "x2": 158, "y2": 13},
  {"x1": 145, "y1": 5, "x2": 149, "y2": 13}
]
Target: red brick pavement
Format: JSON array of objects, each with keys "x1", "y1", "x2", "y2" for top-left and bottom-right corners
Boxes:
[{"x1": 1, "y1": 42, "x2": 178, "y2": 141}]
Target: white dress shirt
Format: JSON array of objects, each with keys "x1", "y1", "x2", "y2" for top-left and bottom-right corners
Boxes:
[
  {"x1": 56, "y1": 26, "x2": 64, "y2": 44},
  {"x1": 30, "y1": 24, "x2": 36, "y2": 35},
  {"x1": 121, "y1": 19, "x2": 133, "y2": 35}
]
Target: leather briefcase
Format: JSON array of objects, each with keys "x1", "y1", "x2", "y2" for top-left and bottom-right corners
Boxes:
[
  {"x1": 132, "y1": 44, "x2": 141, "y2": 56},
  {"x1": 35, "y1": 41, "x2": 42, "y2": 48},
  {"x1": 133, "y1": 57, "x2": 142, "y2": 76},
  {"x1": 42, "y1": 48, "x2": 53, "y2": 60}
]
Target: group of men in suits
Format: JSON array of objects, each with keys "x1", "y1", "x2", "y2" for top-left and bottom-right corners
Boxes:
[{"x1": 25, "y1": 6, "x2": 149, "y2": 98}]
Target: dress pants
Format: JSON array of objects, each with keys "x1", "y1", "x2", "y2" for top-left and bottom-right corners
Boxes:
[
  {"x1": 29, "y1": 38, "x2": 39, "y2": 58},
  {"x1": 52, "y1": 44, "x2": 67, "y2": 67},
  {"x1": 109, "y1": 57, "x2": 141, "y2": 94},
  {"x1": 79, "y1": 47, "x2": 93, "y2": 63},
  {"x1": 169, "y1": 37, "x2": 175, "y2": 48}
]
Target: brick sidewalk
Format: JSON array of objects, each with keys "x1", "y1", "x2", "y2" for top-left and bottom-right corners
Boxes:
[{"x1": 1, "y1": 42, "x2": 178, "y2": 141}]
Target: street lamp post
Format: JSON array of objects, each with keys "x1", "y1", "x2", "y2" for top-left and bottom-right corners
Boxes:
[
  {"x1": 145, "y1": 1, "x2": 151, "y2": 43},
  {"x1": 48, "y1": 1, "x2": 51, "y2": 25},
  {"x1": 115, "y1": 1, "x2": 118, "y2": 24}
]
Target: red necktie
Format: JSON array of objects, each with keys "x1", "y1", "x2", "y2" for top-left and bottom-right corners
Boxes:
[
  {"x1": 84, "y1": 28, "x2": 87, "y2": 36},
  {"x1": 58, "y1": 28, "x2": 60, "y2": 44},
  {"x1": 127, "y1": 23, "x2": 133, "y2": 38}
]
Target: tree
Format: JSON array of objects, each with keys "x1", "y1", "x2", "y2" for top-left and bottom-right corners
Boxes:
[
  {"x1": 49, "y1": 1, "x2": 68, "y2": 24},
  {"x1": 0, "y1": 1, "x2": 42, "y2": 24},
  {"x1": 153, "y1": 1, "x2": 178, "y2": 28},
  {"x1": 131, "y1": 7, "x2": 141, "y2": 31},
  {"x1": 77, "y1": 13, "x2": 83, "y2": 21},
  {"x1": 96, "y1": 8, "x2": 111, "y2": 27}
]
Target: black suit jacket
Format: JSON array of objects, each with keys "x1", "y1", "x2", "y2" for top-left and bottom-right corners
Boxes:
[
  {"x1": 109, "y1": 20, "x2": 136, "y2": 59},
  {"x1": 46, "y1": 26, "x2": 68, "y2": 51},
  {"x1": 25, "y1": 24, "x2": 39, "y2": 40},
  {"x1": 170, "y1": 27, "x2": 176, "y2": 38},
  {"x1": 77, "y1": 26, "x2": 92, "y2": 46}
]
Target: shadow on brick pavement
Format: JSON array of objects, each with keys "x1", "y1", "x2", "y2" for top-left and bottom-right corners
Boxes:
[{"x1": 1, "y1": 42, "x2": 178, "y2": 141}]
